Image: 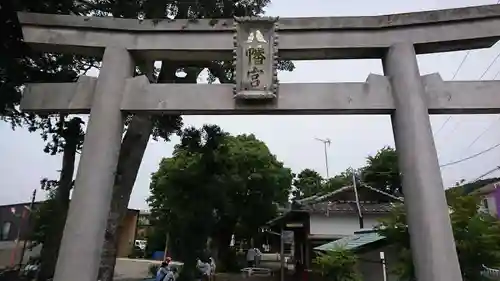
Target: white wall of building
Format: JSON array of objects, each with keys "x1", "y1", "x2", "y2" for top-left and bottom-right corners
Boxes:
[
  {"x1": 480, "y1": 195, "x2": 498, "y2": 217},
  {"x1": 309, "y1": 213, "x2": 384, "y2": 238},
  {"x1": 0, "y1": 241, "x2": 41, "y2": 268},
  {"x1": 358, "y1": 245, "x2": 399, "y2": 281}
]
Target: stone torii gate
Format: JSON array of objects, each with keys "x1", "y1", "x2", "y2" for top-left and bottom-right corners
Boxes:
[{"x1": 17, "y1": 4, "x2": 500, "y2": 281}]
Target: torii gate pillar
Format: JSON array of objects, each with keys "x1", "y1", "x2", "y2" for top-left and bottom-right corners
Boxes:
[
  {"x1": 20, "y1": 5, "x2": 500, "y2": 281},
  {"x1": 383, "y1": 42, "x2": 462, "y2": 281},
  {"x1": 53, "y1": 47, "x2": 133, "y2": 281}
]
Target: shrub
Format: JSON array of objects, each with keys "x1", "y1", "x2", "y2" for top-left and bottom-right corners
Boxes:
[
  {"x1": 149, "y1": 264, "x2": 159, "y2": 277},
  {"x1": 313, "y1": 248, "x2": 361, "y2": 281}
]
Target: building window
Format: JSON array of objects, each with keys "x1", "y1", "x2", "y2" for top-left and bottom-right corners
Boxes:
[
  {"x1": 479, "y1": 198, "x2": 490, "y2": 214},
  {"x1": 483, "y1": 198, "x2": 489, "y2": 211},
  {"x1": 138, "y1": 215, "x2": 150, "y2": 226},
  {"x1": 1, "y1": 222, "x2": 12, "y2": 240}
]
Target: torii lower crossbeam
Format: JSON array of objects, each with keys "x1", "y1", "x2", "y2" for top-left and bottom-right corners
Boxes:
[{"x1": 18, "y1": 4, "x2": 500, "y2": 281}]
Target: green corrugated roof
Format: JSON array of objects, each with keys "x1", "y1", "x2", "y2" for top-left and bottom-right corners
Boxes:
[{"x1": 314, "y1": 231, "x2": 384, "y2": 251}]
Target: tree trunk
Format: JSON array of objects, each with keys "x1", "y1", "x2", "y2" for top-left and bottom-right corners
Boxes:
[
  {"x1": 214, "y1": 222, "x2": 235, "y2": 271},
  {"x1": 97, "y1": 115, "x2": 155, "y2": 281},
  {"x1": 37, "y1": 132, "x2": 78, "y2": 281},
  {"x1": 97, "y1": 62, "x2": 189, "y2": 281}
]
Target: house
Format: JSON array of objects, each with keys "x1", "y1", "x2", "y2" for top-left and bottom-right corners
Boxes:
[
  {"x1": 266, "y1": 185, "x2": 394, "y2": 269},
  {"x1": 135, "y1": 210, "x2": 151, "y2": 240},
  {"x1": 0, "y1": 202, "x2": 42, "y2": 268},
  {"x1": 471, "y1": 181, "x2": 500, "y2": 217},
  {"x1": 314, "y1": 229, "x2": 399, "y2": 281},
  {"x1": 314, "y1": 229, "x2": 500, "y2": 281},
  {"x1": 306, "y1": 181, "x2": 500, "y2": 281},
  {"x1": 0, "y1": 201, "x2": 142, "y2": 268}
]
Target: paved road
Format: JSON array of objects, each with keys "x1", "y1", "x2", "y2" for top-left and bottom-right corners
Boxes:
[
  {"x1": 112, "y1": 256, "x2": 290, "y2": 281},
  {"x1": 113, "y1": 258, "x2": 185, "y2": 280},
  {"x1": 113, "y1": 258, "x2": 156, "y2": 280}
]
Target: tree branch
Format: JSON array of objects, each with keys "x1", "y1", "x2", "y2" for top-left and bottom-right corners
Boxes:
[
  {"x1": 207, "y1": 62, "x2": 232, "y2": 84},
  {"x1": 74, "y1": 0, "x2": 103, "y2": 13}
]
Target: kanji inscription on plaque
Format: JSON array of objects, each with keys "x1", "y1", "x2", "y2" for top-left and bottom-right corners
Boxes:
[{"x1": 233, "y1": 17, "x2": 279, "y2": 100}]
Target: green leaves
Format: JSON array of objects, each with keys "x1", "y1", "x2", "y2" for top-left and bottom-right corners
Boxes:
[
  {"x1": 377, "y1": 192, "x2": 500, "y2": 281},
  {"x1": 313, "y1": 248, "x2": 361, "y2": 281},
  {"x1": 30, "y1": 185, "x2": 59, "y2": 248},
  {"x1": 361, "y1": 146, "x2": 401, "y2": 196},
  {"x1": 292, "y1": 146, "x2": 400, "y2": 200},
  {"x1": 148, "y1": 124, "x2": 293, "y2": 265},
  {"x1": 450, "y1": 193, "x2": 500, "y2": 281},
  {"x1": 291, "y1": 169, "x2": 351, "y2": 200},
  {"x1": 1, "y1": 0, "x2": 98, "y2": 127},
  {"x1": 292, "y1": 169, "x2": 323, "y2": 199}
]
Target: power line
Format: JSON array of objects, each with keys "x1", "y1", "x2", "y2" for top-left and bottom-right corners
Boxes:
[
  {"x1": 362, "y1": 183, "x2": 404, "y2": 202},
  {"x1": 440, "y1": 142, "x2": 500, "y2": 168},
  {"x1": 458, "y1": 116, "x2": 500, "y2": 156},
  {"x1": 433, "y1": 51, "x2": 471, "y2": 138},
  {"x1": 457, "y1": 48, "x2": 500, "y2": 152},
  {"x1": 492, "y1": 67, "x2": 500, "y2": 80},
  {"x1": 346, "y1": 141, "x2": 500, "y2": 169},
  {"x1": 434, "y1": 116, "x2": 452, "y2": 137},
  {"x1": 435, "y1": 7, "x2": 500, "y2": 138},
  {"x1": 437, "y1": 41, "x2": 500, "y2": 159},
  {"x1": 450, "y1": 165, "x2": 500, "y2": 191},
  {"x1": 470, "y1": 166, "x2": 500, "y2": 183},
  {"x1": 451, "y1": 51, "x2": 472, "y2": 80},
  {"x1": 478, "y1": 51, "x2": 500, "y2": 80},
  {"x1": 437, "y1": 49, "x2": 500, "y2": 138}
]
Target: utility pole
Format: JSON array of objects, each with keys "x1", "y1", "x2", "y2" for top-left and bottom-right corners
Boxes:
[
  {"x1": 280, "y1": 228, "x2": 285, "y2": 281},
  {"x1": 351, "y1": 170, "x2": 363, "y2": 229},
  {"x1": 163, "y1": 232, "x2": 169, "y2": 260},
  {"x1": 314, "y1": 138, "x2": 331, "y2": 178},
  {"x1": 17, "y1": 189, "x2": 37, "y2": 268}
]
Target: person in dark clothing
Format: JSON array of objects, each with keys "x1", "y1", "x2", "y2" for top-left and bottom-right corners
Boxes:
[
  {"x1": 197, "y1": 256, "x2": 211, "y2": 281},
  {"x1": 294, "y1": 260, "x2": 304, "y2": 281}
]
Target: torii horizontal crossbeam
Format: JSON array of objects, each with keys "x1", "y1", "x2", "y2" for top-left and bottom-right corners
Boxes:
[
  {"x1": 17, "y1": 4, "x2": 500, "y2": 60},
  {"x1": 20, "y1": 74, "x2": 500, "y2": 115}
]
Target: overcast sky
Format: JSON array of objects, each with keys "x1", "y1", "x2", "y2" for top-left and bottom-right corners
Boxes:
[{"x1": 2, "y1": 0, "x2": 500, "y2": 210}]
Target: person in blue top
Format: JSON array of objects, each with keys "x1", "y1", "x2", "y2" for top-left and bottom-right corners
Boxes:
[
  {"x1": 155, "y1": 261, "x2": 169, "y2": 281},
  {"x1": 156, "y1": 257, "x2": 174, "y2": 281}
]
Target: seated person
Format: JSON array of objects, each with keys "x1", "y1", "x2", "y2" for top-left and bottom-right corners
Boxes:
[{"x1": 156, "y1": 258, "x2": 175, "y2": 281}]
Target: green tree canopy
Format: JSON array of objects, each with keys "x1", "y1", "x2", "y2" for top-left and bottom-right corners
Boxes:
[
  {"x1": 324, "y1": 170, "x2": 354, "y2": 192},
  {"x1": 292, "y1": 146, "x2": 401, "y2": 201},
  {"x1": 148, "y1": 124, "x2": 292, "y2": 274},
  {"x1": 3, "y1": 3, "x2": 93, "y2": 279},
  {"x1": 1, "y1": 0, "x2": 99, "y2": 125},
  {"x1": 360, "y1": 146, "x2": 401, "y2": 195},
  {"x1": 292, "y1": 169, "x2": 324, "y2": 199},
  {"x1": 4, "y1": 0, "x2": 295, "y2": 279},
  {"x1": 376, "y1": 189, "x2": 500, "y2": 281},
  {"x1": 291, "y1": 169, "x2": 353, "y2": 201}
]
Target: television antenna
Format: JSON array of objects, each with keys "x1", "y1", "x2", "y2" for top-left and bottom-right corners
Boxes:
[{"x1": 315, "y1": 137, "x2": 331, "y2": 178}]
